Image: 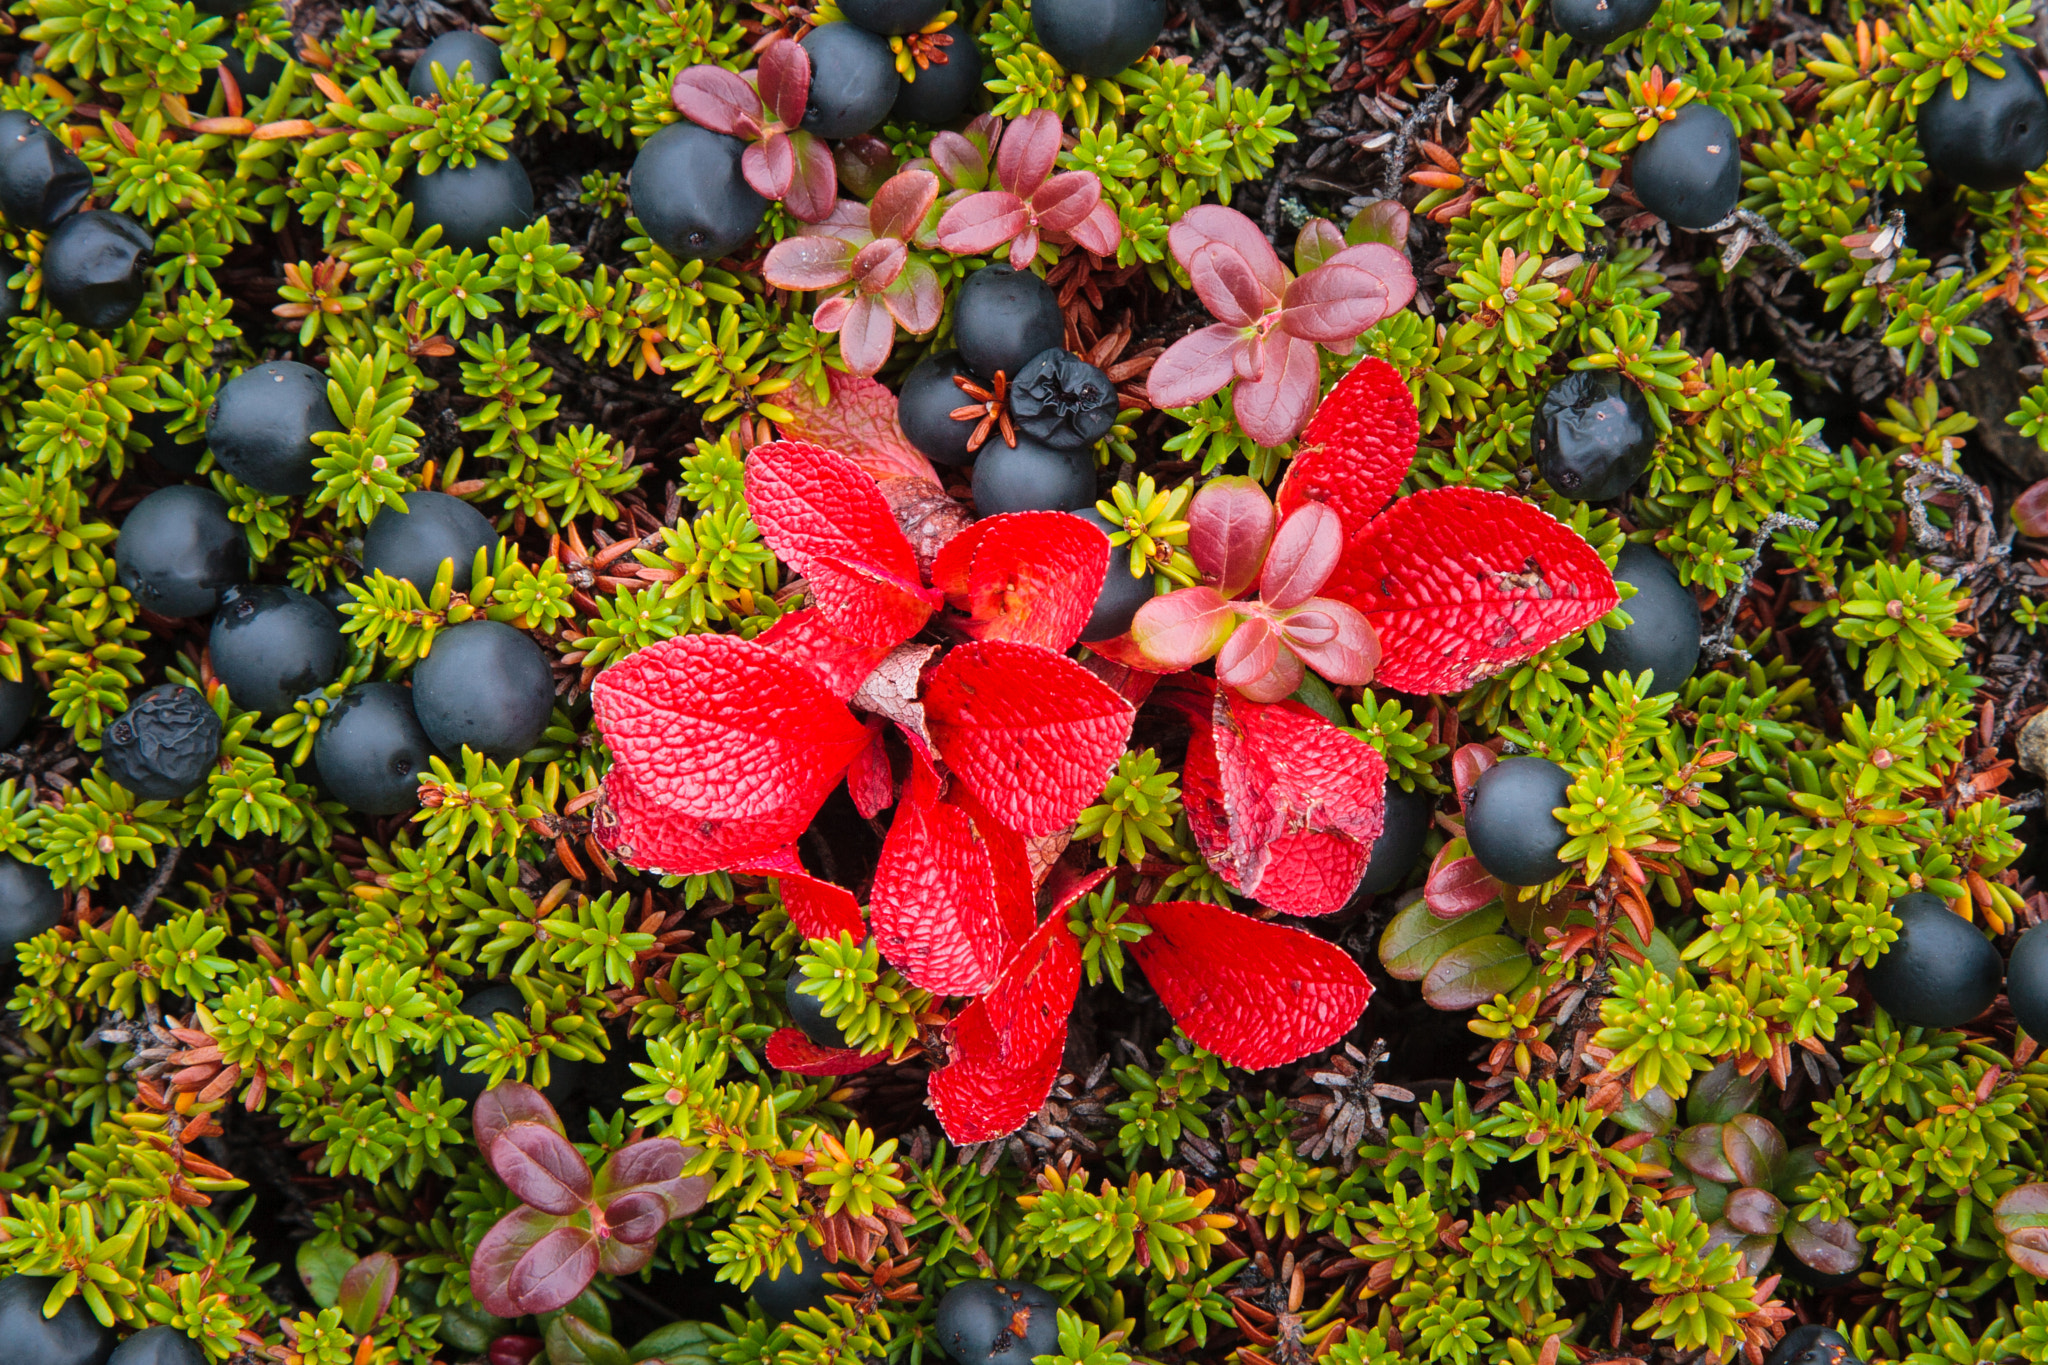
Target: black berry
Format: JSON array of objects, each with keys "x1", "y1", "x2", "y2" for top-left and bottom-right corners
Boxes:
[
  {"x1": 786, "y1": 974, "x2": 851, "y2": 1049},
  {"x1": 800, "y1": 24, "x2": 901, "y2": 139},
  {"x1": 41, "y1": 210, "x2": 154, "y2": 331},
  {"x1": 0, "y1": 254, "x2": 20, "y2": 326},
  {"x1": 102, "y1": 684, "x2": 222, "y2": 802},
  {"x1": 0, "y1": 110, "x2": 92, "y2": 230},
  {"x1": 407, "y1": 31, "x2": 506, "y2": 100},
  {"x1": 208, "y1": 585, "x2": 345, "y2": 721},
  {"x1": 752, "y1": 1242, "x2": 838, "y2": 1322},
  {"x1": 1360, "y1": 781, "x2": 1432, "y2": 895},
  {"x1": 1765, "y1": 1325, "x2": 1861, "y2": 1365},
  {"x1": 411, "y1": 620, "x2": 555, "y2": 761},
  {"x1": 891, "y1": 22, "x2": 983, "y2": 125},
  {"x1": 1863, "y1": 891, "x2": 2002, "y2": 1029},
  {"x1": 953, "y1": 265, "x2": 1065, "y2": 381},
  {"x1": 407, "y1": 154, "x2": 534, "y2": 254},
  {"x1": 898, "y1": 351, "x2": 982, "y2": 466},
  {"x1": 933, "y1": 1280, "x2": 1060, "y2": 1365},
  {"x1": 1465, "y1": 755, "x2": 1573, "y2": 886},
  {"x1": 0, "y1": 1274, "x2": 114, "y2": 1365},
  {"x1": 1630, "y1": 102, "x2": 1741, "y2": 230},
  {"x1": 2010, "y1": 922, "x2": 2048, "y2": 1042},
  {"x1": 1573, "y1": 543, "x2": 1699, "y2": 693},
  {"x1": 631, "y1": 121, "x2": 768, "y2": 263},
  {"x1": 360, "y1": 490, "x2": 497, "y2": 592},
  {"x1": 435, "y1": 983, "x2": 593, "y2": 1109},
  {"x1": 1031, "y1": 0, "x2": 1166, "y2": 79},
  {"x1": 840, "y1": 0, "x2": 946, "y2": 36},
  {"x1": 115, "y1": 485, "x2": 247, "y2": 619},
  {"x1": 129, "y1": 407, "x2": 202, "y2": 475},
  {"x1": 1551, "y1": 0, "x2": 1661, "y2": 44},
  {"x1": 108, "y1": 1326, "x2": 207, "y2": 1365},
  {"x1": 1071, "y1": 508, "x2": 1154, "y2": 640},
  {"x1": 206, "y1": 360, "x2": 342, "y2": 497},
  {"x1": 1010, "y1": 348, "x2": 1116, "y2": 450},
  {"x1": 0, "y1": 856, "x2": 62, "y2": 990},
  {"x1": 0, "y1": 673, "x2": 37, "y2": 750},
  {"x1": 971, "y1": 436, "x2": 1094, "y2": 515},
  {"x1": 1915, "y1": 43, "x2": 2048, "y2": 192},
  {"x1": 1532, "y1": 369, "x2": 1654, "y2": 502},
  {"x1": 315, "y1": 682, "x2": 438, "y2": 815},
  {"x1": 189, "y1": 0, "x2": 246, "y2": 17}
]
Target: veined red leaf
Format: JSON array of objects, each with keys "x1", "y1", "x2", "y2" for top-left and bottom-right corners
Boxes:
[
  {"x1": 1185, "y1": 474, "x2": 1275, "y2": 597},
  {"x1": 489, "y1": 1121, "x2": 593, "y2": 1215},
  {"x1": 597, "y1": 755, "x2": 814, "y2": 875},
  {"x1": 869, "y1": 168, "x2": 939, "y2": 242},
  {"x1": 1231, "y1": 329, "x2": 1322, "y2": 447},
  {"x1": 1249, "y1": 829, "x2": 1374, "y2": 918},
  {"x1": 1220, "y1": 692, "x2": 1387, "y2": 845},
  {"x1": 1032, "y1": 171, "x2": 1100, "y2": 233},
  {"x1": 754, "y1": 608, "x2": 892, "y2": 701},
  {"x1": 757, "y1": 36, "x2": 809, "y2": 129},
  {"x1": 737, "y1": 847, "x2": 864, "y2": 942},
  {"x1": 765, "y1": 1028, "x2": 886, "y2": 1075},
  {"x1": 930, "y1": 512, "x2": 1106, "y2": 651},
  {"x1": 923, "y1": 641, "x2": 1135, "y2": 836},
  {"x1": 927, "y1": 913, "x2": 1081, "y2": 1142},
  {"x1": 846, "y1": 720, "x2": 893, "y2": 817},
  {"x1": 474, "y1": 1081, "x2": 564, "y2": 1153},
  {"x1": 762, "y1": 234, "x2": 858, "y2": 291},
  {"x1": 671, "y1": 65, "x2": 760, "y2": 137},
  {"x1": 1274, "y1": 600, "x2": 1379, "y2": 685},
  {"x1": 769, "y1": 370, "x2": 937, "y2": 486},
  {"x1": 1323, "y1": 487, "x2": 1620, "y2": 694},
  {"x1": 1147, "y1": 323, "x2": 1249, "y2": 411},
  {"x1": 871, "y1": 758, "x2": 1032, "y2": 995},
  {"x1": 1129, "y1": 586, "x2": 1238, "y2": 671},
  {"x1": 1188, "y1": 241, "x2": 1276, "y2": 328},
  {"x1": 1275, "y1": 357, "x2": 1419, "y2": 536},
  {"x1": 1130, "y1": 900, "x2": 1372, "y2": 1068},
  {"x1": 1169, "y1": 204, "x2": 1288, "y2": 297},
  {"x1": 471, "y1": 1207, "x2": 598, "y2": 1318},
  {"x1": 994, "y1": 107, "x2": 1061, "y2": 197},
  {"x1": 1262, "y1": 503, "x2": 1343, "y2": 609},
  {"x1": 936, "y1": 191, "x2": 1030, "y2": 255}
]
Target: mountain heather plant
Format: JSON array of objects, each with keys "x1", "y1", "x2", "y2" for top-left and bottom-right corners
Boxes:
[{"x1": 3, "y1": 3, "x2": 2048, "y2": 1365}]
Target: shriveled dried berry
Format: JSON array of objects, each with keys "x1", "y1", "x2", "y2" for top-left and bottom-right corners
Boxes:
[
  {"x1": 1532, "y1": 369, "x2": 1654, "y2": 502},
  {"x1": 933, "y1": 1279, "x2": 1060, "y2": 1365},
  {"x1": 1009, "y1": 348, "x2": 1116, "y2": 450},
  {"x1": 1865, "y1": 891, "x2": 2002, "y2": 1028},
  {"x1": 102, "y1": 684, "x2": 222, "y2": 801}
]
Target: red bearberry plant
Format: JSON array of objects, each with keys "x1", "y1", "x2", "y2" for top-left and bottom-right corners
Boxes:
[
  {"x1": 670, "y1": 36, "x2": 838, "y2": 222},
  {"x1": 762, "y1": 170, "x2": 945, "y2": 375},
  {"x1": 933, "y1": 109, "x2": 1122, "y2": 268}
]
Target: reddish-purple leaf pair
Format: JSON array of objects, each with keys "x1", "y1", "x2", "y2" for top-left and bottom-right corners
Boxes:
[
  {"x1": 933, "y1": 110, "x2": 1121, "y2": 268},
  {"x1": 671, "y1": 37, "x2": 837, "y2": 222},
  {"x1": 469, "y1": 1082, "x2": 709, "y2": 1318},
  {"x1": 761, "y1": 171, "x2": 946, "y2": 375}
]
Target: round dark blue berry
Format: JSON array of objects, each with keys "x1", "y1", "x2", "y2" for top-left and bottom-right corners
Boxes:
[
  {"x1": 953, "y1": 265, "x2": 1065, "y2": 381},
  {"x1": 1864, "y1": 891, "x2": 2002, "y2": 1029},
  {"x1": 1465, "y1": 755, "x2": 1574, "y2": 886},
  {"x1": 406, "y1": 154, "x2": 534, "y2": 254},
  {"x1": 0, "y1": 1274, "x2": 114, "y2": 1365},
  {"x1": 891, "y1": 22, "x2": 983, "y2": 125},
  {"x1": 631, "y1": 121, "x2": 768, "y2": 263},
  {"x1": 360, "y1": 490, "x2": 497, "y2": 592},
  {"x1": 800, "y1": 23, "x2": 900, "y2": 139},
  {"x1": 208, "y1": 585, "x2": 344, "y2": 721},
  {"x1": 1070, "y1": 508, "x2": 1154, "y2": 641},
  {"x1": 1551, "y1": 0, "x2": 1661, "y2": 44},
  {"x1": 1031, "y1": 0, "x2": 1166, "y2": 79},
  {"x1": 1915, "y1": 43, "x2": 2048, "y2": 192},
  {"x1": 1010, "y1": 348, "x2": 1116, "y2": 450},
  {"x1": 2010, "y1": 921, "x2": 2048, "y2": 1042},
  {"x1": 0, "y1": 673, "x2": 35, "y2": 750},
  {"x1": 1359, "y1": 781, "x2": 1432, "y2": 895},
  {"x1": 411, "y1": 619, "x2": 555, "y2": 762},
  {"x1": 115, "y1": 485, "x2": 247, "y2": 619},
  {"x1": 0, "y1": 254, "x2": 20, "y2": 327},
  {"x1": 102, "y1": 684, "x2": 222, "y2": 802},
  {"x1": 933, "y1": 1279, "x2": 1061, "y2": 1365},
  {"x1": 408, "y1": 31, "x2": 506, "y2": 100},
  {"x1": 0, "y1": 110, "x2": 92, "y2": 230},
  {"x1": 1630, "y1": 103, "x2": 1741, "y2": 230},
  {"x1": 971, "y1": 436, "x2": 1095, "y2": 515},
  {"x1": 752, "y1": 1242, "x2": 838, "y2": 1322},
  {"x1": 315, "y1": 682, "x2": 439, "y2": 816},
  {"x1": 1533, "y1": 369, "x2": 1655, "y2": 503},
  {"x1": 213, "y1": 43, "x2": 286, "y2": 102},
  {"x1": 40, "y1": 210, "x2": 155, "y2": 332},
  {"x1": 1572, "y1": 542, "x2": 1699, "y2": 693},
  {"x1": 786, "y1": 974, "x2": 851, "y2": 1049},
  {"x1": 0, "y1": 857, "x2": 62, "y2": 991},
  {"x1": 206, "y1": 361, "x2": 342, "y2": 497},
  {"x1": 840, "y1": 0, "x2": 946, "y2": 36},
  {"x1": 129, "y1": 407, "x2": 202, "y2": 475},
  {"x1": 898, "y1": 351, "x2": 982, "y2": 466},
  {"x1": 1764, "y1": 1324, "x2": 1861, "y2": 1365},
  {"x1": 108, "y1": 1326, "x2": 207, "y2": 1365}
]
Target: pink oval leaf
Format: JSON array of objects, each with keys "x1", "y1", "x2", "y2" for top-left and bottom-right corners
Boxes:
[
  {"x1": 936, "y1": 191, "x2": 1030, "y2": 256},
  {"x1": 1345, "y1": 198, "x2": 1412, "y2": 248},
  {"x1": 1261, "y1": 503, "x2": 1344, "y2": 609},
  {"x1": 930, "y1": 129, "x2": 990, "y2": 190},
  {"x1": 1168, "y1": 204, "x2": 1288, "y2": 297},
  {"x1": 1294, "y1": 218, "x2": 1346, "y2": 274},
  {"x1": 1278, "y1": 244, "x2": 1416, "y2": 344},
  {"x1": 835, "y1": 294, "x2": 899, "y2": 375},
  {"x1": 762, "y1": 235, "x2": 858, "y2": 291},
  {"x1": 1186, "y1": 474, "x2": 1276, "y2": 598},
  {"x1": 1231, "y1": 330, "x2": 1322, "y2": 447},
  {"x1": 671, "y1": 66, "x2": 760, "y2": 137},
  {"x1": 994, "y1": 108, "x2": 1062, "y2": 198},
  {"x1": 489, "y1": 1121, "x2": 594, "y2": 1215},
  {"x1": 1129, "y1": 586, "x2": 1239, "y2": 670},
  {"x1": 758, "y1": 36, "x2": 810, "y2": 130},
  {"x1": 1060, "y1": 199, "x2": 1122, "y2": 258},
  {"x1": 1031, "y1": 171, "x2": 1101, "y2": 234},
  {"x1": 1276, "y1": 600, "x2": 1379, "y2": 685},
  {"x1": 506, "y1": 1225, "x2": 601, "y2": 1316},
  {"x1": 882, "y1": 254, "x2": 943, "y2": 334},
  {"x1": 600, "y1": 1190, "x2": 670, "y2": 1245},
  {"x1": 474, "y1": 1081, "x2": 562, "y2": 1154},
  {"x1": 471, "y1": 1207, "x2": 575, "y2": 1319},
  {"x1": 869, "y1": 168, "x2": 940, "y2": 243},
  {"x1": 1188, "y1": 241, "x2": 1275, "y2": 328},
  {"x1": 743, "y1": 134, "x2": 796, "y2": 201},
  {"x1": 782, "y1": 131, "x2": 839, "y2": 223},
  {"x1": 1214, "y1": 614, "x2": 1280, "y2": 692},
  {"x1": 852, "y1": 237, "x2": 907, "y2": 292},
  {"x1": 1424, "y1": 846, "x2": 1500, "y2": 919},
  {"x1": 1146, "y1": 324, "x2": 1247, "y2": 411},
  {"x1": 1005, "y1": 225, "x2": 1041, "y2": 271}
]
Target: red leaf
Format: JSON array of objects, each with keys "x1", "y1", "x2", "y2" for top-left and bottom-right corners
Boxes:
[
  {"x1": 770, "y1": 371, "x2": 938, "y2": 486},
  {"x1": 870, "y1": 168, "x2": 940, "y2": 242},
  {"x1": 745, "y1": 441, "x2": 938, "y2": 647},
  {"x1": 937, "y1": 191, "x2": 1031, "y2": 256},
  {"x1": 671, "y1": 66, "x2": 760, "y2": 137},
  {"x1": 754, "y1": 608, "x2": 892, "y2": 701},
  {"x1": 757, "y1": 36, "x2": 809, "y2": 129},
  {"x1": 1129, "y1": 586, "x2": 1238, "y2": 670},
  {"x1": 766, "y1": 1028, "x2": 887, "y2": 1075},
  {"x1": 871, "y1": 758, "x2": 1034, "y2": 994},
  {"x1": 930, "y1": 129, "x2": 989, "y2": 189},
  {"x1": 762, "y1": 234, "x2": 858, "y2": 291},
  {"x1": 1450, "y1": 743, "x2": 1497, "y2": 810},
  {"x1": 1275, "y1": 357, "x2": 1419, "y2": 536},
  {"x1": 1215, "y1": 615, "x2": 1293, "y2": 702},
  {"x1": 1221, "y1": 692, "x2": 1386, "y2": 845},
  {"x1": 1323, "y1": 487, "x2": 1620, "y2": 694},
  {"x1": 1231, "y1": 330, "x2": 1322, "y2": 447},
  {"x1": 1058, "y1": 200, "x2": 1122, "y2": 258},
  {"x1": 1424, "y1": 846, "x2": 1500, "y2": 918},
  {"x1": 1262, "y1": 503, "x2": 1343, "y2": 609},
  {"x1": 743, "y1": 135, "x2": 795, "y2": 200},
  {"x1": 834, "y1": 293, "x2": 900, "y2": 375},
  {"x1": 336, "y1": 1252, "x2": 399, "y2": 1336},
  {"x1": 1277, "y1": 243, "x2": 1416, "y2": 344},
  {"x1": 601, "y1": 1190, "x2": 671, "y2": 1244},
  {"x1": 782, "y1": 131, "x2": 839, "y2": 224},
  {"x1": 1169, "y1": 205, "x2": 1289, "y2": 298},
  {"x1": 489, "y1": 1122, "x2": 594, "y2": 1215},
  {"x1": 738, "y1": 847, "x2": 864, "y2": 942},
  {"x1": 882, "y1": 255, "x2": 943, "y2": 334},
  {"x1": 1147, "y1": 323, "x2": 1249, "y2": 411},
  {"x1": 474, "y1": 1082, "x2": 564, "y2": 1154},
  {"x1": 1186, "y1": 474, "x2": 1276, "y2": 598},
  {"x1": 471, "y1": 1207, "x2": 598, "y2": 1318},
  {"x1": 852, "y1": 237, "x2": 907, "y2": 292},
  {"x1": 994, "y1": 108, "x2": 1061, "y2": 197},
  {"x1": 923, "y1": 641, "x2": 1135, "y2": 836},
  {"x1": 1249, "y1": 830, "x2": 1374, "y2": 918},
  {"x1": 1188, "y1": 241, "x2": 1277, "y2": 328},
  {"x1": 931, "y1": 513, "x2": 1107, "y2": 651},
  {"x1": 1130, "y1": 900, "x2": 1373, "y2": 1068},
  {"x1": 1274, "y1": 600, "x2": 1379, "y2": 685},
  {"x1": 1032, "y1": 172, "x2": 1101, "y2": 234},
  {"x1": 846, "y1": 720, "x2": 893, "y2": 818},
  {"x1": 927, "y1": 913, "x2": 1081, "y2": 1142},
  {"x1": 1294, "y1": 218, "x2": 1346, "y2": 274}
]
